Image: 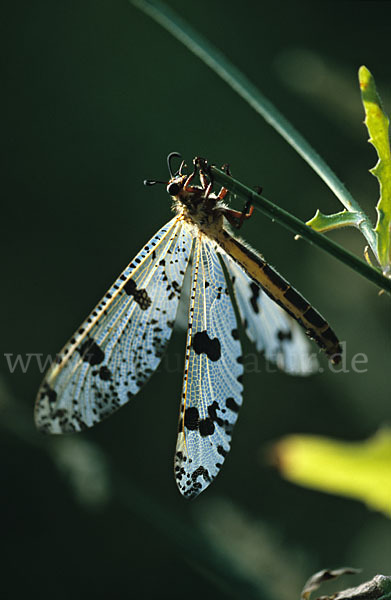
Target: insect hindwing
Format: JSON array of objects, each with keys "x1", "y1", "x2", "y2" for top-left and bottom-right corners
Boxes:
[
  {"x1": 222, "y1": 255, "x2": 318, "y2": 375},
  {"x1": 175, "y1": 236, "x2": 243, "y2": 498}
]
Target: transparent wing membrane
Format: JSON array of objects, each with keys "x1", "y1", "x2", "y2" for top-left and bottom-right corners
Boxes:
[
  {"x1": 175, "y1": 236, "x2": 243, "y2": 498},
  {"x1": 222, "y1": 255, "x2": 318, "y2": 375},
  {"x1": 35, "y1": 217, "x2": 192, "y2": 433}
]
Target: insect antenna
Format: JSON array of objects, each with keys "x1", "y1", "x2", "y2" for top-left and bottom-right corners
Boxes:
[
  {"x1": 167, "y1": 152, "x2": 182, "y2": 177},
  {"x1": 143, "y1": 179, "x2": 166, "y2": 186}
]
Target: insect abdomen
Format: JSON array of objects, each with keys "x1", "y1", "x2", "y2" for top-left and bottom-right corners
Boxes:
[{"x1": 216, "y1": 230, "x2": 342, "y2": 363}]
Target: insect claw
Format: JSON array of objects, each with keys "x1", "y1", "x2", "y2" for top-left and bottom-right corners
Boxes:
[
  {"x1": 193, "y1": 156, "x2": 209, "y2": 172},
  {"x1": 221, "y1": 163, "x2": 231, "y2": 176}
]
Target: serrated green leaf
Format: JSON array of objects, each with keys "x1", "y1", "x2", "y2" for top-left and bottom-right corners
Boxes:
[
  {"x1": 306, "y1": 209, "x2": 362, "y2": 232},
  {"x1": 359, "y1": 66, "x2": 391, "y2": 272},
  {"x1": 273, "y1": 428, "x2": 391, "y2": 518}
]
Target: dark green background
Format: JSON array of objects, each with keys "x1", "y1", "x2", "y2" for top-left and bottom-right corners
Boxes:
[{"x1": 2, "y1": 1, "x2": 391, "y2": 598}]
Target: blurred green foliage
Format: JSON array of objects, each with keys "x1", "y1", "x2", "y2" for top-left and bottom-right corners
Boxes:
[
  {"x1": 1, "y1": 1, "x2": 391, "y2": 599},
  {"x1": 273, "y1": 428, "x2": 391, "y2": 517}
]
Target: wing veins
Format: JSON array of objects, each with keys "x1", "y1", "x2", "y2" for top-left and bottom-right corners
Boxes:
[
  {"x1": 66, "y1": 223, "x2": 183, "y2": 406},
  {"x1": 51, "y1": 217, "x2": 181, "y2": 375},
  {"x1": 65, "y1": 220, "x2": 183, "y2": 390},
  {"x1": 180, "y1": 234, "x2": 201, "y2": 457}
]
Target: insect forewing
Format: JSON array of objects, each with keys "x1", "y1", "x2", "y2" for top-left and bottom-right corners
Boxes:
[
  {"x1": 35, "y1": 217, "x2": 192, "y2": 433},
  {"x1": 175, "y1": 236, "x2": 243, "y2": 498},
  {"x1": 222, "y1": 256, "x2": 318, "y2": 375}
]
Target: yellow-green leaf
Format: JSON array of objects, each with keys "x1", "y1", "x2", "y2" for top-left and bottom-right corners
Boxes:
[
  {"x1": 359, "y1": 66, "x2": 391, "y2": 272},
  {"x1": 272, "y1": 428, "x2": 391, "y2": 517}
]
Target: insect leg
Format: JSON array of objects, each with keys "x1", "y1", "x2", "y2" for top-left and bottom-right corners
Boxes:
[
  {"x1": 220, "y1": 167, "x2": 258, "y2": 229},
  {"x1": 193, "y1": 157, "x2": 214, "y2": 198},
  {"x1": 217, "y1": 163, "x2": 231, "y2": 200},
  {"x1": 184, "y1": 160, "x2": 198, "y2": 188}
]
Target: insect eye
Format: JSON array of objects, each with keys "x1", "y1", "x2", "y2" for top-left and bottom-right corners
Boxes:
[{"x1": 167, "y1": 182, "x2": 181, "y2": 196}]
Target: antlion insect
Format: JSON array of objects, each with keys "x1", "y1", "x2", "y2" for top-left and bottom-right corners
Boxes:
[{"x1": 35, "y1": 153, "x2": 342, "y2": 498}]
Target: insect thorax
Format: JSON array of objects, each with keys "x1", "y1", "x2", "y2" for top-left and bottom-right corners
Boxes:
[{"x1": 173, "y1": 188, "x2": 224, "y2": 234}]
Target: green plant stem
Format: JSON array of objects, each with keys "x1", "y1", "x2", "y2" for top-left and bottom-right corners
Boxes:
[
  {"x1": 130, "y1": 0, "x2": 378, "y2": 258},
  {"x1": 210, "y1": 166, "x2": 391, "y2": 294}
]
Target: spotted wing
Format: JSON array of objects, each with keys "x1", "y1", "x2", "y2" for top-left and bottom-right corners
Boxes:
[
  {"x1": 222, "y1": 256, "x2": 318, "y2": 375},
  {"x1": 175, "y1": 236, "x2": 243, "y2": 498},
  {"x1": 35, "y1": 217, "x2": 193, "y2": 433}
]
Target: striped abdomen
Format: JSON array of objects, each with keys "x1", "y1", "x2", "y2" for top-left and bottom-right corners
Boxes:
[{"x1": 216, "y1": 230, "x2": 342, "y2": 363}]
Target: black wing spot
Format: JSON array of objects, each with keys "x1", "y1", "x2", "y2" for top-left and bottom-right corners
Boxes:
[
  {"x1": 231, "y1": 328, "x2": 239, "y2": 340},
  {"x1": 124, "y1": 278, "x2": 152, "y2": 310},
  {"x1": 78, "y1": 339, "x2": 105, "y2": 366},
  {"x1": 226, "y1": 397, "x2": 240, "y2": 413},
  {"x1": 42, "y1": 383, "x2": 57, "y2": 404},
  {"x1": 217, "y1": 445, "x2": 228, "y2": 457},
  {"x1": 191, "y1": 465, "x2": 210, "y2": 483},
  {"x1": 192, "y1": 330, "x2": 221, "y2": 361},
  {"x1": 184, "y1": 406, "x2": 199, "y2": 431},
  {"x1": 207, "y1": 401, "x2": 223, "y2": 427},
  {"x1": 277, "y1": 329, "x2": 292, "y2": 342},
  {"x1": 199, "y1": 418, "x2": 215, "y2": 437},
  {"x1": 172, "y1": 280, "x2": 181, "y2": 293},
  {"x1": 99, "y1": 365, "x2": 112, "y2": 381},
  {"x1": 249, "y1": 282, "x2": 260, "y2": 314}
]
